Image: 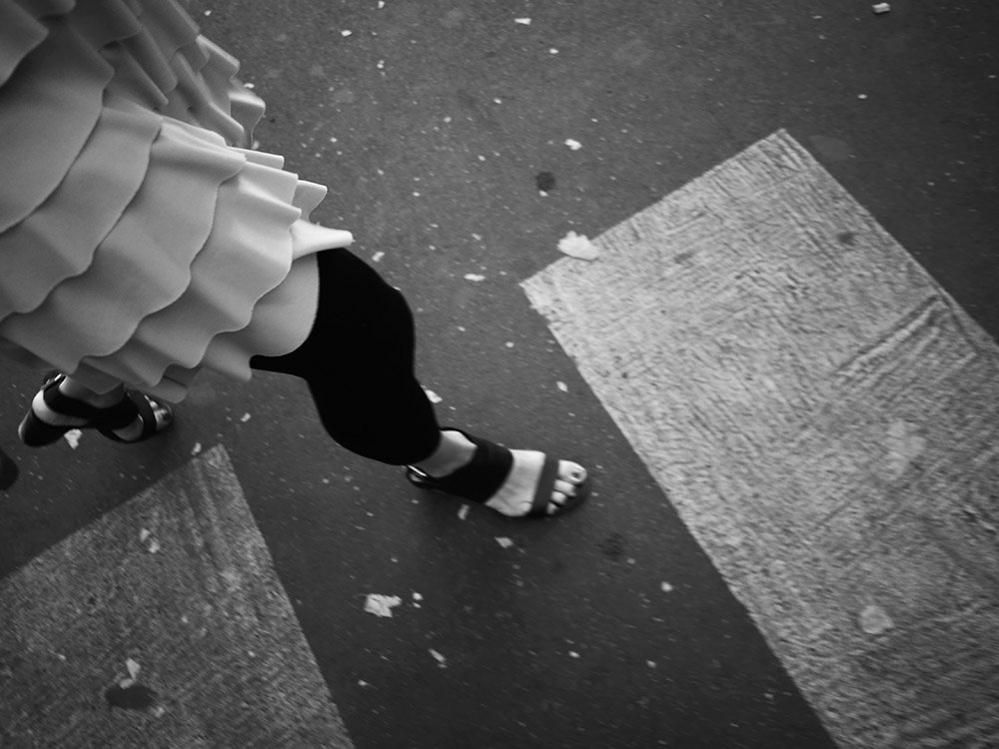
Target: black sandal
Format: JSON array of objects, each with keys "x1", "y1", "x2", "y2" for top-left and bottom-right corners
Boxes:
[
  {"x1": 18, "y1": 372, "x2": 173, "y2": 447},
  {"x1": 405, "y1": 428, "x2": 589, "y2": 518}
]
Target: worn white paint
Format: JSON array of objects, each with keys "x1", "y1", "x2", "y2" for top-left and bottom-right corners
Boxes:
[
  {"x1": 522, "y1": 130, "x2": 999, "y2": 748},
  {"x1": 0, "y1": 446, "x2": 353, "y2": 748}
]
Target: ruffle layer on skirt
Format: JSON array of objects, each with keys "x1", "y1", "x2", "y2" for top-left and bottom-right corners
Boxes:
[{"x1": 0, "y1": 0, "x2": 353, "y2": 401}]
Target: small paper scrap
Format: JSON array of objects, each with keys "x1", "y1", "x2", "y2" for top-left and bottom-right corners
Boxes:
[
  {"x1": 514, "y1": 17, "x2": 531, "y2": 25},
  {"x1": 191, "y1": 442, "x2": 202, "y2": 456},
  {"x1": 558, "y1": 231, "x2": 599, "y2": 261},
  {"x1": 240, "y1": 413, "x2": 251, "y2": 423},
  {"x1": 495, "y1": 537, "x2": 514, "y2": 549},
  {"x1": 423, "y1": 387, "x2": 443, "y2": 404},
  {"x1": 458, "y1": 504, "x2": 470, "y2": 520},
  {"x1": 564, "y1": 138, "x2": 582, "y2": 150},
  {"x1": 119, "y1": 658, "x2": 141, "y2": 688},
  {"x1": 660, "y1": 582, "x2": 674, "y2": 593},
  {"x1": 64, "y1": 429, "x2": 82, "y2": 449},
  {"x1": 126, "y1": 658, "x2": 141, "y2": 680},
  {"x1": 858, "y1": 604, "x2": 894, "y2": 635},
  {"x1": 556, "y1": 381, "x2": 569, "y2": 393},
  {"x1": 872, "y1": 2, "x2": 890, "y2": 13},
  {"x1": 363, "y1": 594, "x2": 402, "y2": 618},
  {"x1": 429, "y1": 648, "x2": 447, "y2": 667},
  {"x1": 464, "y1": 273, "x2": 486, "y2": 282}
]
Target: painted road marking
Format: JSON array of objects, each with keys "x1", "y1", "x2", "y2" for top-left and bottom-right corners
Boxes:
[
  {"x1": 522, "y1": 130, "x2": 999, "y2": 748},
  {"x1": 0, "y1": 445, "x2": 353, "y2": 748}
]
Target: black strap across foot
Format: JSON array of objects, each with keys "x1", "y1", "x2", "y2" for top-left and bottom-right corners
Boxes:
[
  {"x1": 18, "y1": 372, "x2": 172, "y2": 447},
  {"x1": 406, "y1": 428, "x2": 588, "y2": 519}
]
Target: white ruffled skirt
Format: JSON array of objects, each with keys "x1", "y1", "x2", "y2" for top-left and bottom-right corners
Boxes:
[{"x1": 0, "y1": 0, "x2": 353, "y2": 401}]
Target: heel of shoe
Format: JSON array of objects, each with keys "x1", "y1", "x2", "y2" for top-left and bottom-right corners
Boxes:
[{"x1": 18, "y1": 410, "x2": 72, "y2": 447}]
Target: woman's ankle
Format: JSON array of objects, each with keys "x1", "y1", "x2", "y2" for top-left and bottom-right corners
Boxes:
[
  {"x1": 58, "y1": 377, "x2": 125, "y2": 408},
  {"x1": 413, "y1": 429, "x2": 476, "y2": 477}
]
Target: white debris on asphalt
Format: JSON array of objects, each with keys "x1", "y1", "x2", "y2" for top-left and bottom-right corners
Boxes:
[
  {"x1": 859, "y1": 604, "x2": 894, "y2": 635},
  {"x1": 495, "y1": 537, "x2": 514, "y2": 549},
  {"x1": 371, "y1": 251, "x2": 385, "y2": 262},
  {"x1": 240, "y1": 412, "x2": 251, "y2": 422},
  {"x1": 63, "y1": 429, "x2": 82, "y2": 449},
  {"x1": 464, "y1": 273, "x2": 486, "y2": 282},
  {"x1": 412, "y1": 592, "x2": 423, "y2": 602},
  {"x1": 119, "y1": 657, "x2": 141, "y2": 688},
  {"x1": 564, "y1": 138, "x2": 582, "y2": 150},
  {"x1": 556, "y1": 381, "x2": 569, "y2": 392},
  {"x1": 191, "y1": 442, "x2": 202, "y2": 456},
  {"x1": 569, "y1": 651, "x2": 580, "y2": 658},
  {"x1": 458, "y1": 504, "x2": 470, "y2": 520},
  {"x1": 514, "y1": 17, "x2": 531, "y2": 25},
  {"x1": 126, "y1": 658, "x2": 141, "y2": 680},
  {"x1": 340, "y1": 29, "x2": 352, "y2": 37},
  {"x1": 558, "y1": 231, "x2": 599, "y2": 261},
  {"x1": 429, "y1": 648, "x2": 447, "y2": 667},
  {"x1": 363, "y1": 594, "x2": 402, "y2": 618},
  {"x1": 660, "y1": 582, "x2": 674, "y2": 593},
  {"x1": 872, "y1": 2, "x2": 890, "y2": 13},
  {"x1": 422, "y1": 387, "x2": 443, "y2": 404}
]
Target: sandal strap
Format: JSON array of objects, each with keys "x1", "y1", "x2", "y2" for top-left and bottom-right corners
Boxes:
[
  {"x1": 92, "y1": 396, "x2": 140, "y2": 432},
  {"x1": 527, "y1": 455, "x2": 562, "y2": 518},
  {"x1": 40, "y1": 377, "x2": 104, "y2": 422},
  {"x1": 413, "y1": 429, "x2": 514, "y2": 504},
  {"x1": 97, "y1": 390, "x2": 166, "y2": 443}
]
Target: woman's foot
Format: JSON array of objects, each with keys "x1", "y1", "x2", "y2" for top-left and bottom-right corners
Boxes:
[
  {"x1": 18, "y1": 373, "x2": 172, "y2": 446},
  {"x1": 409, "y1": 429, "x2": 589, "y2": 518}
]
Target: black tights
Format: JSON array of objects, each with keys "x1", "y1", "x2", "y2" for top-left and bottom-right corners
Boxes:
[{"x1": 250, "y1": 248, "x2": 441, "y2": 465}]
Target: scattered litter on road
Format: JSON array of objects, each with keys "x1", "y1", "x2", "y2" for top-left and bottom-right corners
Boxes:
[
  {"x1": 372, "y1": 251, "x2": 385, "y2": 262},
  {"x1": 858, "y1": 604, "x2": 894, "y2": 635},
  {"x1": 660, "y1": 582, "x2": 674, "y2": 593},
  {"x1": 565, "y1": 138, "x2": 582, "y2": 151},
  {"x1": 569, "y1": 651, "x2": 580, "y2": 658},
  {"x1": 191, "y1": 442, "x2": 202, "y2": 456},
  {"x1": 458, "y1": 504, "x2": 470, "y2": 520},
  {"x1": 358, "y1": 679, "x2": 371, "y2": 687},
  {"x1": 556, "y1": 381, "x2": 569, "y2": 392},
  {"x1": 240, "y1": 412, "x2": 251, "y2": 423},
  {"x1": 558, "y1": 231, "x2": 599, "y2": 261},
  {"x1": 422, "y1": 387, "x2": 443, "y2": 404},
  {"x1": 364, "y1": 593, "x2": 402, "y2": 618},
  {"x1": 549, "y1": 48, "x2": 559, "y2": 55},
  {"x1": 495, "y1": 537, "x2": 514, "y2": 549},
  {"x1": 138, "y1": 528, "x2": 161, "y2": 554},
  {"x1": 464, "y1": 273, "x2": 486, "y2": 282},
  {"x1": 429, "y1": 648, "x2": 447, "y2": 667},
  {"x1": 872, "y1": 2, "x2": 890, "y2": 13},
  {"x1": 64, "y1": 429, "x2": 82, "y2": 449},
  {"x1": 515, "y1": 17, "x2": 532, "y2": 25},
  {"x1": 647, "y1": 660, "x2": 657, "y2": 668},
  {"x1": 340, "y1": 29, "x2": 353, "y2": 37},
  {"x1": 120, "y1": 658, "x2": 141, "y2": 688}
]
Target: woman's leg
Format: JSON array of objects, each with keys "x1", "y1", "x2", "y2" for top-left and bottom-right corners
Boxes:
[
  {"x1": 252, "y1": 247, "x2": 441, "y2": 465},
  {"x1": 253, "y1": 248, "x2": 589, "y2": 518}
]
